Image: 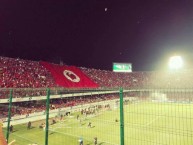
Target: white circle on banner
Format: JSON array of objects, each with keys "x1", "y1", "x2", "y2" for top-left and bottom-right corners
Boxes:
[{"x1": 63, "y1": 70, "x2": 80, "y2": 83}]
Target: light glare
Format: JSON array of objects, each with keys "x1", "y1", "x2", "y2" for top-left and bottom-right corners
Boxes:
[{"x1": 169, "y1": 56, "x2": 183, "y2": 70}]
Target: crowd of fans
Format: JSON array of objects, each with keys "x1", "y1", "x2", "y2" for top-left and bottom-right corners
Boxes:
[
  {"x1": 1, "y1": 90, "x2": 191, "y2": 118},
  {"x1": 0, "y1": 94, "x2": 120, "y2": 118},
  {"x1": 0, "y1": 57, "x2": 55, "y2": 88},
  {"x1": 0, "y1": 56, "x2": 192, "y2": 99},
  {"x1": 1, "y1": 56, "x2": 193, "y2": 118},
  {"x1": 80, "y1": 67, "x2": 149, "y2": 88},
  {"x1": 50, "y1": 93, "x2": 119, "y2": 109},
  {"x1": 0, "y1": 56, "x2": 193, "y2": 91},
  {"x1": 0, "y1": 57, "x2": 57, "y2": 98},
  {"x1": 81, "y1": 67, "x2": 193, "y2": 88}
]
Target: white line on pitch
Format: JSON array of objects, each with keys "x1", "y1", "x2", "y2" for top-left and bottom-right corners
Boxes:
[{"x1": 144, "y1": 116, "x2": 161, "y2": 127}]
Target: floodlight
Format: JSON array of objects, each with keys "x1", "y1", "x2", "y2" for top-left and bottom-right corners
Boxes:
[{"x1": 169, "y1": 56, "x2": 183, "y2": 70}]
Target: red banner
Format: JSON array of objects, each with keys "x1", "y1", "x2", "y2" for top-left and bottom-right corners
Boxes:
[{"x1": 40, "y1": 62, "x2": 98, "y2": 88}]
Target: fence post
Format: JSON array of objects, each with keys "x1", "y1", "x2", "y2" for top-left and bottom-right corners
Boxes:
[
  {"x1": 6, "y1": 89, "x2": 13, "y2": 143},
  {"x1": 119, "y1": 87, "x2": 124, "y2": 145},
  {"x1": 45, "y1": 88, "x2": 50, "y2": 145}
]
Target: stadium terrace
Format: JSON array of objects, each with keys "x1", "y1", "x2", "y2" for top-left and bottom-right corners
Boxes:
[
  {"x1": 1, "y1": 56, "x2": 193, "y2": 91},
  {"x1": 1, "y1": 56, "x2": 193, "y2": 145}
]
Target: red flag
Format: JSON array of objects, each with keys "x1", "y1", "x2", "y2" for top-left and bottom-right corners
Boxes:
[{"x1": 40, "y1": 62, "x2": 98, "y2": 88}]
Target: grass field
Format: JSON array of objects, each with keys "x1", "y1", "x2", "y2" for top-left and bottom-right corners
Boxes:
[{"x1": 4, "y1": 102, "x2": 193, "y2": 145}]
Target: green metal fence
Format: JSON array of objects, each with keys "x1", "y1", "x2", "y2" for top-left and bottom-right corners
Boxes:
[
  {"x1": 1, "y1": 88, "x2": 193, "y2": 145},
  {"x1": 123, "y1": 89, "x2": 193, "y2": 145}
]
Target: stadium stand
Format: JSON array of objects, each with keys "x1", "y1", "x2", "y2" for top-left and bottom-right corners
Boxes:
[
  {"x1": 0, "y1": 94, "x2": 119, "y2": 118},
  {"x1": 80, "y1": 67, "x2": 150, "y2": 88},
  {"x1": 81, "y1": 67, "x2": 193, "y2": 88},
  {"x1": 0, "y1": 57, "x2": 55, "y2": 88},
  {"x1": 0, "y1": 56, "x2": 193, "y2": 93},
  {"x1": 0, "y1": 56, "x2": 193, "y2": 97},
  {"x1": 1, "y1": 56, "x2": 193, "y2": 145}
]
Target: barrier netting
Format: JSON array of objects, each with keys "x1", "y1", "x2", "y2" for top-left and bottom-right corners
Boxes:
[{"x1": 1, "y1": 88, "x2": 193, "y2": 145}]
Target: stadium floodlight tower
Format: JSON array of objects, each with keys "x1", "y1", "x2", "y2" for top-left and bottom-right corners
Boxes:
[{"x1": 168, "y1": 55, "x2": 183, "y2": 71}]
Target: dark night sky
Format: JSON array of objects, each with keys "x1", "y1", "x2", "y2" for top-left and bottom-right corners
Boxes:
[{"x1": 1, "y1": 0, "x2": 193, "y2": 71}]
